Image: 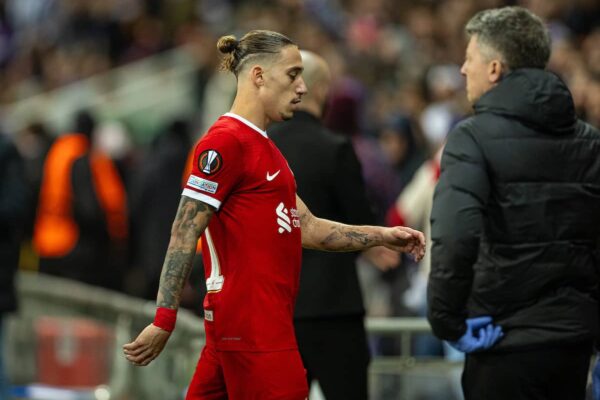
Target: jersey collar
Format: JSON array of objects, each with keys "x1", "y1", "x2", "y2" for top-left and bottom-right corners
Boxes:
[{"x1": 223, "y1": 112, "x2": 268, "y2": 138}]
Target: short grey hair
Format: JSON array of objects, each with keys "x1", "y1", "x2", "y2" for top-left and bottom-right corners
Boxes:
[{"x1": 465, "y1": 6, "x2": 551, "y2": 70}]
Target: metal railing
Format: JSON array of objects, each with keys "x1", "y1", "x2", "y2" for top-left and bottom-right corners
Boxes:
[
  {"x1": 8, "y1": 272, "x2": 461, "y2": 400},
  {"x1": 10, "y1": 272, "x2": 204, "y2": 400}
]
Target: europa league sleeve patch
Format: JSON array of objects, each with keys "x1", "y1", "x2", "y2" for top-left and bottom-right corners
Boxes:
[{"x1": 198, "y1": 149, "x2": 223, "y2": 175}]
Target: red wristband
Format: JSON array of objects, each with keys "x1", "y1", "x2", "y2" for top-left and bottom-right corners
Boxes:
[{"x1": 153, "y1": 307, "x2": 177, "y2": 332}]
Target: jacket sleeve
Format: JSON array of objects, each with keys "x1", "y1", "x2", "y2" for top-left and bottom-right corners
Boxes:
[{"x1": 427, "y1": 121, "x2": 490, "y2": 341}]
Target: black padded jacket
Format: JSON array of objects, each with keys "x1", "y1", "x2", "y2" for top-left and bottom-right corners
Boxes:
[{"x1": 427, "y1": 68, "x2": 600, "y2": 351}]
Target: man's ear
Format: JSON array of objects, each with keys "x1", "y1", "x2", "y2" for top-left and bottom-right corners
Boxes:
[
  {"x1": 488, "y1": 59, "x2": 504, "y2": 84},
  {"x1": 250, "y1": 65, "x2": 264, "y2": 87}
]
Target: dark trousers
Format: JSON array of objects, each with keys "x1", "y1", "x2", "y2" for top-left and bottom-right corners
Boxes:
[
  {"x1": 294, "y1": 316, "x2": 370, "y2": 400},
  {"x1": 463, "y1": 342, "x2": 592, "y2": 400}
]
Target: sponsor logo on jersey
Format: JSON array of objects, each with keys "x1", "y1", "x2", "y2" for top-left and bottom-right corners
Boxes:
[
  {"x1": 204, "y1": 310, "x2": 214, "y2": 321},
  {"x1": 187, "y1": 175, "x2": 218, "y2": 194},
  {"x1": 198, "y1": 149, "x2": 222, "y2": 175},
  {"x1": 276, "y1": 202, "x2": 300, "y2": 234}
]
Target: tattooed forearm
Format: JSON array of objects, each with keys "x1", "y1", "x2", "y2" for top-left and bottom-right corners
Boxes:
[
  {"x1": 156, "y1": 196, "x2": 214, "y2": 309},
  {"x1": 297, "y1": 194, "x2": 383, "y2": 252},
  {"x1": 320, "y1": 227, "x2": 373, "y2": 250},
  {"x1": 316, "y1": 224, "x2": 383, "y2": 252},
  {"x1": 157, "y1": 251, "x2": 194, "y2": 308}
]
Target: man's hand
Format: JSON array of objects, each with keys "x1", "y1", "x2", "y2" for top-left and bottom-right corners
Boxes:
[
  {"x1": 381, "y1": 226, "x2": 426, "y2": 261},
  {"x1": 592, "y1": 354, "x2": 600, "y2": 400},
  {"x1": 123, "y1": 324, "x2": 171, "y2": 366},
  {"x1": 448, "y1": 316, "x2": 503, "y2": 353}
]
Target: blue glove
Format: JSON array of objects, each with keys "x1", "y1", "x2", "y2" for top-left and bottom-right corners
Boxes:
[
  {"x1": 448, "y1": 316, "x2": 503, "y2": 353},
  {"x1": 592, "y1": 354, "x2": 600, "y2": 400}
]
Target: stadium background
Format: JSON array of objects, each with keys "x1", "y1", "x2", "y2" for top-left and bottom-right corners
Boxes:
[{"x1": 0, "y1": 0, "x2": 599, "y2": 399}]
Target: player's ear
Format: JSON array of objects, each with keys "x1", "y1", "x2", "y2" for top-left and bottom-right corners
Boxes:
[{"x1": 250, "y1": 65, "x2": 265, "y2": 87}]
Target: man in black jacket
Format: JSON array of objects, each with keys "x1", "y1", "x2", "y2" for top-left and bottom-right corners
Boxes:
[
  {"x1": 270, "y1": 51, "x2": 394, "y2": 400},
  {"x1": 427, "y1": 6, "x2": 600, "y2": 400},
  {"x1": 0, "y1": 134, "x2": 27, "y2": 399}
]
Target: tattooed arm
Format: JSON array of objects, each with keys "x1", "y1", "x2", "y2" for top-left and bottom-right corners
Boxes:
[
  {"x1": 124, "y1": 195, "x2": 215, "y2": 366},
  {"x1": 297, "y1": 195, "x2": 425, "y2": 260},
  {"x1": 156, "y1": 196, "x2": 214, "y2": 309}
]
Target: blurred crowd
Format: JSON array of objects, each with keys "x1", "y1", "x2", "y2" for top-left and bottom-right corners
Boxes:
[{"x1": 1, "y1": 0, "x2": 599, "y2": 320}]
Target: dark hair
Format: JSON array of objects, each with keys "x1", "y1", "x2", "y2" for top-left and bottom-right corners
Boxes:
[
  {"x1": 465, "y1": 6, "x2": 551, "y2": 70},
  {"x1": 216, "y1": 30, "x2": 295, "y2": 76},
  {"x1": 74, "y1": 110, "x2": 96, "y2": 138}
]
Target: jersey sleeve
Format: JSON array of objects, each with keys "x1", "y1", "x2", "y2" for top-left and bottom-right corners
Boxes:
[{"x1": 182, "y1": 130, "x2": 244, "y2": 210}]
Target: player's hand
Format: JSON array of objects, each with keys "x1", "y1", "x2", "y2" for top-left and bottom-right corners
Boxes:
[
  {"x1": 123, "y1": 323, "x2": 171, "y2": 366},
  {"x1": 362, "y1": 246, "x2": 401, "y2": 271},
  {"x1": 380, "y1": 226, "x2": 426, "y2": 261}
]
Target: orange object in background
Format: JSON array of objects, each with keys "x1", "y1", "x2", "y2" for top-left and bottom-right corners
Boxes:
[
  {"x1": 35, "y1": 317, "x2": 113, "y2": 387},
  {"x1": 33, "y1": 133, "x2": 128, "y2": 259}
]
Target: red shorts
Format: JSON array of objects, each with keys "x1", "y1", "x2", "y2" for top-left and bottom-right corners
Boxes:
[{"x1": 185, "y1": 345, "x2": 309, "y2": 400}]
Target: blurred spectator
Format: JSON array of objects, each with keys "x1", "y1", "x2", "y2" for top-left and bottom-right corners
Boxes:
[
  {"x1": 420, "y1": 64, "x2": 467, "y2": 149},
  {"x1": 585, "y1": 73, "x2": 600, "y2": 128},
  {"x1": 33, "y1": 110, "x2": 128, "y2": 291},
  {"x1": 0, "y1": 132, "x2": 26, "y2": 399},
  {"x1": 378, "y1": 114, "x2": 427, "y2": 200},
  {"x1": 386, "y1": 147, "x2": 442, "y2": 316},
  {"x1": 12, "y1": 122, "x2": 53, "y2": 272},
  {"x1": 13, "y1": 122, "x2": 53, "y2": 239},
  {"x1": 130, "y1": 119, "x2": 190, "y2": 299},
  {"x1": 94, "y1": 120, "x2": 135, "y2": 187},
  {"x1": 324, "y1": 77, "x2": 396, "y2": 222},
  {"x1": 581, "y1": 27, "x2": 600, "y2": 76}
]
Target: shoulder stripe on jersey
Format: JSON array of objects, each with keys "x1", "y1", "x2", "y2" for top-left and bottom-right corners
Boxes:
[
  {"x1": 223, "y1": 112, "x2": 268, "y2": 138},
  {"x1": 205, "y1": 227, "x2": 224, "y2": 292},
  {"x1": 182, "y1": 188, "x2": 221, "y2": 210}
]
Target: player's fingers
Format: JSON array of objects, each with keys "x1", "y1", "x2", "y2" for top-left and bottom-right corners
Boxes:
[
  {"x1": 417, "y1": 232, "x2": 426, "y2": 248},
  {"x1": 137, "y1": 349, "x2": 162, "y2": 366},
  {"x1": 126, "y1": 347, "x2": 155, "y2": 364},
  {"x1": 412, "y1": 247, "x2": 423, "y2": 262},
  {"x1": 391, "y1": 228, "x2": 412, "y2": 241},
  {"x1": 123, "y1": 341, "x2": 144, "y2": 351},
  {"x1": 401, "y1": 226, "x2": 425, "y2": 243},
  {"x1": 417, "y1": 242, "x2": 426, "y2": 260},
  {"x1": 123, "y1": 344, "x2": 148, "y2": 356}
]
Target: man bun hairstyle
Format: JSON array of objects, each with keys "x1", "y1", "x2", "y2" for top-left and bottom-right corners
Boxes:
[
  {"x1": 216, "y1": 30, "x2": 295, "y2": 76},
  {"x1": 217, "y1": 35, "x2": 239, "y2": 72},
  {"x1": 465, "y1": 6, "x2": 551, "y2": 70}
]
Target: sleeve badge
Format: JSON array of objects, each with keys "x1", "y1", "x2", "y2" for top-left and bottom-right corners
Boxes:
[{"x1": 198, "y1": 149, "x2": 223, "y2": 175}]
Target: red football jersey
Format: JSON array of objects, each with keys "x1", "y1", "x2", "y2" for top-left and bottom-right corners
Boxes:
[{"x1": 182, "y1": 113, "x2": 302, "y2": 352}]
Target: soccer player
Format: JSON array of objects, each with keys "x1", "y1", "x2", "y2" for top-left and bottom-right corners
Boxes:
[{"x1": 123, "y1": 30, "x2": 425, "y2": 400}]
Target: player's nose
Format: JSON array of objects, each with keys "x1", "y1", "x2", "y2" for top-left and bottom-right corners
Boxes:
[{"x1": 297, "y1": 77, "x2": 308, "y2": 96}]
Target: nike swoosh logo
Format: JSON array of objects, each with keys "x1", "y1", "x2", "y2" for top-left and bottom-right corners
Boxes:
[{"x1": 266, "y1": 170, "x2": 281, "y2": 181}]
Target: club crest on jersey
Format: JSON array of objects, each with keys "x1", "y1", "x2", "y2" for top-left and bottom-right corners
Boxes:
[{"x1": 198, "y1": 149, "x2": 222, "y2": 175}]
